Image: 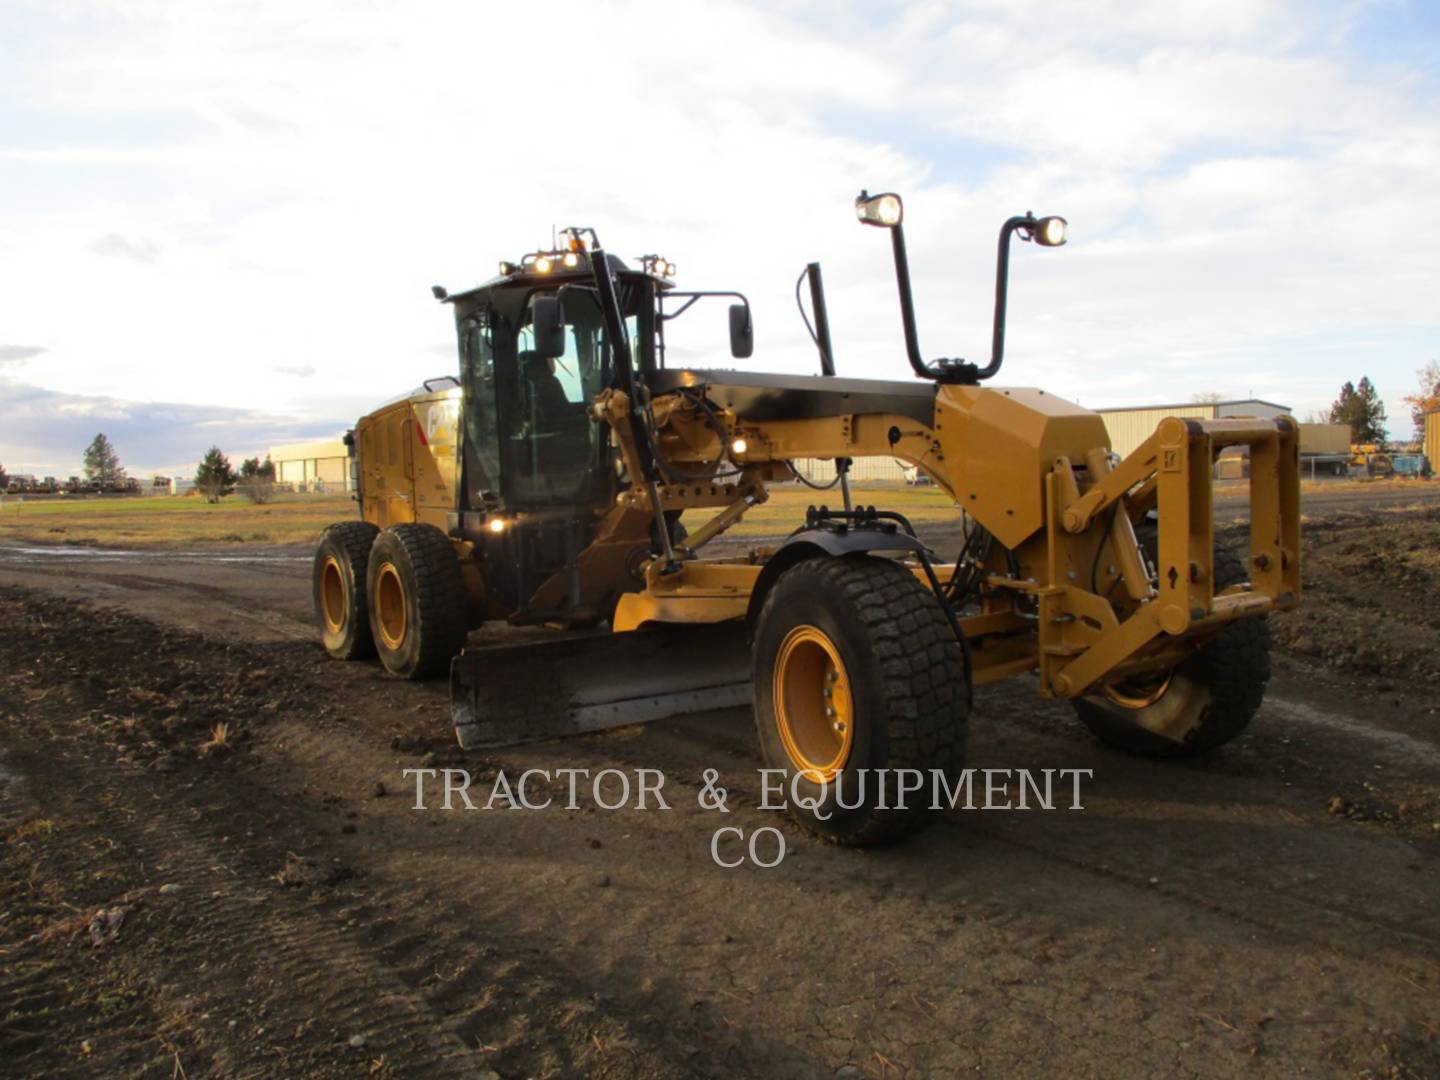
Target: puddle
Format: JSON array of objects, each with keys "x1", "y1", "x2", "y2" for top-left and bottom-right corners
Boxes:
[{"x1": 0, "y1": 545, "x2": 308, "y2": 565}]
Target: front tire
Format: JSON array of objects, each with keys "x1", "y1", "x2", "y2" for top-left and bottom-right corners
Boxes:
[
  {"x1": 1073, "y1": 539, "x2": 1270, "y2": 757},
  {"x1": 366, "y1": 523, "x2": 468, "y2": 680},
  {"x1": 314, "y1": 521, "x2": 380, "y2": 660},
  {"x1": 752, "y1": 556, "x2": 968, "y2": 846}
]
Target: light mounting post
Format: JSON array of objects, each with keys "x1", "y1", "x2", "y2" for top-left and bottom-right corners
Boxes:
[{"x1": 855, "y1": 190, "x2": 1066, "y2": 384}]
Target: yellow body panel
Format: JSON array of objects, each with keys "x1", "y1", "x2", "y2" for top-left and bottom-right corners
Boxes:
[
  {"x1": 356, "y1": 387, "x2": 461, "y2": 534},
  {"x1": 933, "y1": 386, "x2": 1111, "y2": 549}
]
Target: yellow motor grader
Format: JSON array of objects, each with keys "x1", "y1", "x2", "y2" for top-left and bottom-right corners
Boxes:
[{"x1": 314, "y1": 192, "x2": 1299, "y2": 844}]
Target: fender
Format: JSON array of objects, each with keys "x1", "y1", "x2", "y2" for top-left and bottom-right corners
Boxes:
[{"x1": 744, "y1": 526, "x2": 929, "y2": 634}]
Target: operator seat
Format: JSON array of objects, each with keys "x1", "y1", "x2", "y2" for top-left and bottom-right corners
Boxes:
[{"x1": 520, "y1": 350, "x2": 571, "y2": 424}]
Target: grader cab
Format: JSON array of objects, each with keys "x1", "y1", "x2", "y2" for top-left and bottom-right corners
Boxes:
[{"x1": 314, "y1": 192, "x2": 1299, "y2": 845}]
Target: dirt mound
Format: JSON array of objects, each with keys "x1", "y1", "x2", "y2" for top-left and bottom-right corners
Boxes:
[{"x1": 1265, "y1": 506, "x2": 1440, "y2": 686}]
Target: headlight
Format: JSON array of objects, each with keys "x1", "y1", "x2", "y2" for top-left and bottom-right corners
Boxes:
[
  {"x1": 534, "y1": 256, "x2": 553, "y2": 274},
  {"x1": 1034, "y1": 215, "x2": 1067, "y2": 247},
  {"x1": 855, "y1": 191, "x2": 904, "y2": 228},
  {"x1": 562, "y1": 251, "x2": 579, "y2": 268},
  {"x1": 487, "y1": 517, "x2": 506, "y2": 534}
]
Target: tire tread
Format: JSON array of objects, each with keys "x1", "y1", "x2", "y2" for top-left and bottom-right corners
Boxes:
[{"x1": 756, "y1": 556, "x2": 968, "y2": 845}]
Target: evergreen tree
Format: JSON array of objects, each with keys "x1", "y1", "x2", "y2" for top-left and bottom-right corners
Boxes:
[
  {"x1": 195, "y1": 446, "x2": 237, "y2": 503},
  {"x1": 238, "y1": 455, "x2": 277, "y2": 481},
  {"x1": 82, "y1": 433, "x2": 126, "y2": 486},
  {"x1": 1328, "y1": 377, "x2": 1388, "y2": 444},
  {"x1": 237, "y1": 455, "x2": 277, "y2": 504}
]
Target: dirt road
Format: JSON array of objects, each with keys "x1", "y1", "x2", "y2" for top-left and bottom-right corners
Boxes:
[{"x1": 1, "y1": 493, "x2": 1437, "y2": 1077}]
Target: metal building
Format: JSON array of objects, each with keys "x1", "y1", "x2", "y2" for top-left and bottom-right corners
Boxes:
[
  {"x1": 1426, "y1": 410, "x2": 1440, "y2": 471},
  {"x1": 1096, "y1": 399, "x2": 1291, "y2": 458},
  {"x1": 267, "y1": 438, "x2": 354, "y2": 493}
]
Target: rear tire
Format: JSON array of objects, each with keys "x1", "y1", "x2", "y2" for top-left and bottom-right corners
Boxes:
[
  {"x1": 366, "y1": 523, "x2": 468, "y2": 680},
  {"x1": 1073, "y1": 536, "x2": 1270, "y2": 757},
  {"x1": 752, "y1": 556, "x2": 968, "y2": 846},
  {"x1": 314, "y1": 521, "x2": 379, "y2": 660}
]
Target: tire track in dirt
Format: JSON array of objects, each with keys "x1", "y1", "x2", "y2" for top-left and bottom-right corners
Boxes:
[{"x1": 2, "y1": 744, "x2": 480, "y2": 1076}]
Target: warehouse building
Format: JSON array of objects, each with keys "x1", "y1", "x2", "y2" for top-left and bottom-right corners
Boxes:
[
  {"x1": 1426, "y1": 410, "x2": 1440, "y2": 472},
  {"x1": 267, "y1": 437, "x2": 353, "y2": 493},
  {"x1": 1095, "y1": 399, "x2": 1291, "y2": 458}
]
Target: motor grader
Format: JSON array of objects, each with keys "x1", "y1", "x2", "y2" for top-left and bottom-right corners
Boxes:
[{"x1": 314, "y1": 192, "x2": 1299, "y2": 845}]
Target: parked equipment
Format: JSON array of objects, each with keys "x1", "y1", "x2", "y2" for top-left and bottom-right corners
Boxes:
[
  {"x1": 1350, "y1": 443, "x2": 1394, "y2": 477},
  {"x1": 314, "y1": 193, "x2": 1299, "y2": 844}
]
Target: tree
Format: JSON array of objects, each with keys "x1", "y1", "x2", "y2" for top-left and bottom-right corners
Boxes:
[
  {"x1": 237, "y1": 455, "x2": 277, "y2": 504},
  {"x1": 1190, "y1": 391, "x2": 1225, "y2": 404},
  {"x1": 238, "y1": 455, "x2": 276, "y2": 481},
  {"x1": 1402, "y1": 360, "x2": 1440, "y2": 434},
  {"x1": 0, "y1": 462, "x2": 8, "y2": 490},
  {"x1": 83, "y1": 433, "x2": 126, "y2": 487},
  {"x1": 1327, "y1": 376, "x2": 1388, "y2": 444},
  {"x1": 195, "y1": 446, "x2": 237, "y2": 503}
]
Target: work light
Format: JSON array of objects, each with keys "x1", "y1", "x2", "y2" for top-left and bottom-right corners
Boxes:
[
  {"x1": 855, "y1": 191, "x2": 903, "y2": 228},
  {"x1": 1033, "y1": 215, "x2": 1068, "y2": 247}
]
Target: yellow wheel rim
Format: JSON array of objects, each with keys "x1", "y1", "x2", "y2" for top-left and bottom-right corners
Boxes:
[
  {"x1": 375, "y1": 562, "x2": 407, "y2": 651},
  {"x1": 773, "y1": 624, "x2": 853, "y2": 783},
  {"x1": 320, "y1": 555, "x2": 346, "y2": 634},
  {"x1": 1102, "y1": 671, "x2": 1174, "y2": 710}
]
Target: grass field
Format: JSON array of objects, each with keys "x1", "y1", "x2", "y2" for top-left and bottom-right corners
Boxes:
[
  {"x1": 0, "y1": 487, "x2": 957, "y2": 549},
  {"x1": 0, "y1": 493, "x2": 358, "y2": 548},
  {"x1": 1, "y1": 476, "x2": 1431, "y2": 549}
]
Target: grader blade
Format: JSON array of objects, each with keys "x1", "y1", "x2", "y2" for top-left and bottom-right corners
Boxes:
[{"x1": 450, "y1": 623, "x2": 752, "y2": 749}]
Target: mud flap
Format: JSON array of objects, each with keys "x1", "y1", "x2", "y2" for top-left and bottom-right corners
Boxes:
[{"x1": 450, "y1": 623, "x2": 752, "y2": 749}]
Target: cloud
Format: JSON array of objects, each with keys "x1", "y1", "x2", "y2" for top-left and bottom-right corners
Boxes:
[
  {"x1": 0, "y1": 0, "x2": 1436, "y2": 436},
  {"x1": 89, "y1": 233, "x2": 159, "y2": 262},
  {"x1": 0, "y1": 345, "x2": 46, "y2": 364},
  {"x1": 0, "y1": 377, "x2": 355, "y2": 476}
]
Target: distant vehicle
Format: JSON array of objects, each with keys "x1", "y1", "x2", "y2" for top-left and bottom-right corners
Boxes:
[{"x1": 1350, "y1": 443, "x2": 1394, "y2": 478}]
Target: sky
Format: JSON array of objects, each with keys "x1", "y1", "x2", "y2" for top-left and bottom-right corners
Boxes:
[{"x1": 2, "y1": 0, "x2": 1438, "y2": 477}]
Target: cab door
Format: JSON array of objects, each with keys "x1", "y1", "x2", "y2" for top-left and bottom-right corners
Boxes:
[
  {"x1": 359, "y1": 402, "x2": 416, "y2": 527},
  {"x1": 499, "y1": 291, "x2": 611, "y2": 509}
]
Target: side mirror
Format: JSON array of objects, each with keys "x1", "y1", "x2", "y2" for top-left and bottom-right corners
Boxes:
[
  {"x1": 728, "y1": 303, "x2": 753, "y2": 359},
  {"x1": 532, "y1": 297, "x2": 566, "y2": 359}
]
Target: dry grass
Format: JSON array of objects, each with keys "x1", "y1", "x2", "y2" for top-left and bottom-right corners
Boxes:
[
  {"x1": 2, "y1": 477, "x2": 1432, "y2": 550},
  {"x1": 0, "y1": 493, "x2": 355, "y2": 548}
]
